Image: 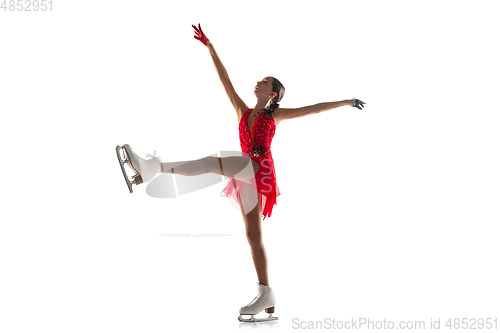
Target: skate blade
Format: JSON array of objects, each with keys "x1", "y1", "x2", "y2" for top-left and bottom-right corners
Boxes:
[
  {"x1": 116, "y1": 145, "x2": 142, "y2": 193},
  {"x1": 238, "y1": 314, "x2": 278, "y2": 323}
]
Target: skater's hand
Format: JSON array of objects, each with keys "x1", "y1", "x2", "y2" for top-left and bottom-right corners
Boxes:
[
  {"x1": 351, "y1": 99, "x2": 366, "y2": 110},
  {"x1": 192, "y1": 23, "x2": 211, "y2": 46}
]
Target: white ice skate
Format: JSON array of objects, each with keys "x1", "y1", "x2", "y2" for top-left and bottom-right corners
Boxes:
[
  {"x1": 116, "y1": 144, "x2": 162, "y2": 193},
  {"x1": 238, "y1": 283, "x2": 278, "y2": 323}
]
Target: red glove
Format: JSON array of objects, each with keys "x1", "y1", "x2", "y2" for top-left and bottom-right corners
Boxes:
[{"x1": 192, "y1": 23, "x2": 210, "y2": 46}]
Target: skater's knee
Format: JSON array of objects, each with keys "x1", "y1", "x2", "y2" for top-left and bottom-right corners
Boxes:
[
  {"x1": 247, "y1": 237, "x2": 264, "y2": 250},
  {"x1": 246, "y1": 229, "x2": 263, "y2": 247},
  {"x1": 218, "y1": 157, "x2": 224, "y2": 176}
]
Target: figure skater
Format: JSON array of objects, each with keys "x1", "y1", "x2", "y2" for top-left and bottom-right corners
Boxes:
[{"x1": 115, "y1": 23, "x2": 365, "y2": 322}]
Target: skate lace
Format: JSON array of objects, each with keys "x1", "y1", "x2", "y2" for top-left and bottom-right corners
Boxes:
[
  {"x1": 145, "y1": 151, "x2": 157, "y2": 159},
  {"x1": 245, "y1": 289, "x2": 265, "y2": 307}
]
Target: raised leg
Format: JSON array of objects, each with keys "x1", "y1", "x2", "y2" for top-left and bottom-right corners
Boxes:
[{"x1": 161, "y1": 156, "x2": 260, "y2": 185}]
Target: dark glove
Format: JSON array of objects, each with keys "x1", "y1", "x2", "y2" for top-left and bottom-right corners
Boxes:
[
  {"x1": 192, "y1": 23, "x2": 210, "y2": 46},
  {"x1": 352, "y1": 99, "x2": 366, "y2": 110}
]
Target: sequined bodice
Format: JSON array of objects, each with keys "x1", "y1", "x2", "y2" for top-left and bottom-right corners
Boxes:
[{"x1": 239, "y1": 108, "x2": 277, "y2": 157}]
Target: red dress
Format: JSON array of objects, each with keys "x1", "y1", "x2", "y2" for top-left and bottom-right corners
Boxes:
[{"x1": 220, "y1": 108, "x2": 281, "y2": 220}]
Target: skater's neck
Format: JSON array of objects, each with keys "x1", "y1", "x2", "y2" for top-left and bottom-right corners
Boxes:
[{"x1": 253, "y1": 102, "x2": 271, "y2": 110}]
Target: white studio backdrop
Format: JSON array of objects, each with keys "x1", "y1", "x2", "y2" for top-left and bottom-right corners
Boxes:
[{"x1": 1, "y1": 1, "x2": 499, "y2": 332}]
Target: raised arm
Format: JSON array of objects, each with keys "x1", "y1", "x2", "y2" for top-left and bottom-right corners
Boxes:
[
  {"x1": 207, "y1": 43, "x2": 249, "y2": 116},
  {"x1": 192, "y1": 24, "x2": 248, "y2": 119},
  {"x1": 275, "y1": 100, "x2": 353, "y2": 122}
]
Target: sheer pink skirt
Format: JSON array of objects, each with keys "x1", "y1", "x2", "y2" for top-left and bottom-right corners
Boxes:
[{"x1": 219, "y1": 152, "x2": 280, "y2": 220}]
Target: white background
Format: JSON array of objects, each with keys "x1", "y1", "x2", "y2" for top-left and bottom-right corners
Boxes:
[{"x1": 1, "y1": 0, "x2": 499, "y2": 332}]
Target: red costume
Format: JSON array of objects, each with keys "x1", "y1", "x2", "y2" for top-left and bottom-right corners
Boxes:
[{"x1": 220, "y1": 108, "x2": 280, "y2": 220}]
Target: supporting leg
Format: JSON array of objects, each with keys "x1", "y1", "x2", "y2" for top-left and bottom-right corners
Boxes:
[{"x1": 238, "y1": 182, "x2": 269, "y2": 286}]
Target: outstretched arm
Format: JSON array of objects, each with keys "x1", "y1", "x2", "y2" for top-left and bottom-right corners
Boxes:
[
  {"x1": 275, "y1": 100, "x2": 354, "y2": 121},
  {"x1": 192, "y1": 24, "x2": 248, "y2": 117},
  {"x1": 207, "y1": 43, "x2": 248, "y2": 115}
]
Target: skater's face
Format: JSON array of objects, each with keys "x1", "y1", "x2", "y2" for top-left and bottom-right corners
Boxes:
[{"x1": 254, "y1": 77, "x2": 277, "y2": 101}]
